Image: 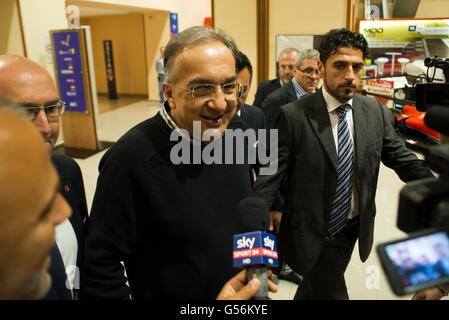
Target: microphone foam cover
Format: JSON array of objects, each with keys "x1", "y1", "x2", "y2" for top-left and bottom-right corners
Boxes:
[{"x1": 235, "y1": 197, "x2": 270, "y2": 232}]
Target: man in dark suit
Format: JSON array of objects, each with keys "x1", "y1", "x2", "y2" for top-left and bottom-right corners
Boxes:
[
  {"x1": 0, "y1": 55, "x2": 88, "y2": 299},
  {"x1": 261, "y1": 48, "x2": 321, "y2": 129},
  {"x1": 253, "y1": 48, "x2": 299, "y2": 108},
  {"x1": 253, "y1": 28, "x2": 435, "y2": 299},
  {"x1": 234, "y1": 51, "x2": 266, "y2": 142}
]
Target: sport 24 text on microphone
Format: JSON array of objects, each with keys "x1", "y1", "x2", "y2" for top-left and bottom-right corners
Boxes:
[{"x1": 232, "y1": 198, "x2": 278, "y2": 300}]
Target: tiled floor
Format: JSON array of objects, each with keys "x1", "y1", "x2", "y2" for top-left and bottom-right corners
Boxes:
[{"x1": 72, "y1": 97, "x2": 440, "y2": 300}]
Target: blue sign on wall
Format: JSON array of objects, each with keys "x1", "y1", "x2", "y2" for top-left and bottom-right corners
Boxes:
[
  {"x1": 52, "y1": 31, "x2": 87, "y2": 113},
  {"x1": 170, "y1": 13, "x2": 179, "y2": 37}
]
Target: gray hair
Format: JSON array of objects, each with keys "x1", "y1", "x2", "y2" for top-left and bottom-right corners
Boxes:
[
  {"x1": 295, "y1": 48, "x2": 320, "y2": 68},
  {"x1": 163, "y1": 26, "x2": 238, "y2": 84},
  {"x1": 278, "y1": 47, "x2": 299, "y2": 59}
]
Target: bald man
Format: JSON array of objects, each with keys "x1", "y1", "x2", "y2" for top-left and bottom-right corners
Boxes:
[
  {"x1": 0, "y1": 55, "x2": 88, "y2": 299},
  {"x1": 0, "y1": 105, "x2": 71, "y2": 299},
  {"x1": 0, "y1": 55, "x2": 61, "y2": 152}
]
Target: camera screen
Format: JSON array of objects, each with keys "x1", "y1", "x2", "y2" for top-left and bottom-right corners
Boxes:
[{"x1": 385, "y1": 231, "x2": 449, "y2": 288}]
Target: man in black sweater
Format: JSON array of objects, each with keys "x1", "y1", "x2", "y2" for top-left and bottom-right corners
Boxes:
[{"x1": 82, "y1": 26, "x2": 257, "y2": 299}]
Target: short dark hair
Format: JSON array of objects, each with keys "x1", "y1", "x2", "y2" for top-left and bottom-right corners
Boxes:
[
  {"x1": 319, "y1": 28, "x2": 369, "y2": 65},
  {"x1": 235, "y1": 51, "x2": 252, "y2": 79}
]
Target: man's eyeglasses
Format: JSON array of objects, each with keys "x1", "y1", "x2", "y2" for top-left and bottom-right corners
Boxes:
[
  {"x1": 178, "y1": 82, "x2": 240, "y2": 101},
  {"x1": 23, "y1": 101, "x2": 65, "y2": 121},
  {"x1": 297, "y1": 68, "x2": 320, "y2": 76}
]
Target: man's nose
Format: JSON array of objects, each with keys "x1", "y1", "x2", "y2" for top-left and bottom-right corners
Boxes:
[
  {"x1": 33, "y1": 110, "x2": 51, "y2": 136},
  {"x1": 345, "y1": 66, "x2": 356, "y2": 81},
  {"x1": 209, "y1": 86, "x2": 229, "y2": 112}
]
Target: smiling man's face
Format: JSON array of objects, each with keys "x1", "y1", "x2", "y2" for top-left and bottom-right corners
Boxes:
[{"x1": 163, "y1": 40, "x2": 238, "y2": 140}]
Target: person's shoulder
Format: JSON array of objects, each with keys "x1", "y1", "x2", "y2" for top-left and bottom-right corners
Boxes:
[
  {"x1": 354, "y1": 93, "x2": 382, "y2": 107},
  {"x1": 280, "y1": 89, "x2": 318, "y2": 114},
  {"x1": 258, "y1": 78, "x2": 280, "y2": 89},
  {"x1": 51, "y1": 154, "x2": 81, "y2": 173},
  {"x1": 263, "y1": 84, "x2": 290, "y2": 105},
  {"x1": 241, "y1": 104, "x2": 264, "y2": 117}
]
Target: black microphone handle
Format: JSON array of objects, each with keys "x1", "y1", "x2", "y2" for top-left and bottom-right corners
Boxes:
[{"x1": 246, "y1": 266, "x2": 268, "y2": 300}]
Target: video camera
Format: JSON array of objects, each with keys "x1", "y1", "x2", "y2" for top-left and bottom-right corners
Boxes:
[{"x1": 377, "y1": 56, "x2": 449, "y2": 296}]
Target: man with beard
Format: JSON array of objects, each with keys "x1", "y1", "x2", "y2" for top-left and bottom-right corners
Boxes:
[{"x1": 253, "y1": 28, "x2": 434, "y2": 299}]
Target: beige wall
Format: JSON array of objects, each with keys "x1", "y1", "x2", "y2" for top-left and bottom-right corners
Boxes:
[
  {"x1": 269, "y1": 0, "x2": 347, "y2": 78},
  {"x1": 213, "y1": 0, "x2": 258, "y2": 105},
  {"x1": 68, "y1": 0, "x2": 212, "y2": 31},
  {"x1": 214, "y1": 0, "x2": 348, "y2": 93},
  {"x1": 18, "y1": 0, "x2": 67, "y2": 79},
  {"x1": 80, "y1": 14, "x2": 148, "y2": 95},
  {"x1": 0, "y1": 0, "x2": 25, "y2": 56},
  {"x1": 416, "y1": 0, "x2": 449, "y2": 17},
  {"x1": 143, "y1": 12, "x2": 171, "y2": 101}
]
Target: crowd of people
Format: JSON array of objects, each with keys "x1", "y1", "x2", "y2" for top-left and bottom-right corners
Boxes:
[{"x1": 0, "y1": 25, "x2": 447, "y2": 300}]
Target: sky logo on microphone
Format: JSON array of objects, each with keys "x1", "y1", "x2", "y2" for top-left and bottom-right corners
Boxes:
[{"x1": 233, "y1": 231, "x2": 278, "y2": 268}]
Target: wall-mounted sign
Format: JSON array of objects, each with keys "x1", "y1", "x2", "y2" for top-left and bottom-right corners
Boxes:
[
  {"x1": 170, "y1": 13, "x2": 178, "y2": 37},
  {"x1": 52, "y1": 30, "x2": 87, "y2": 113}
]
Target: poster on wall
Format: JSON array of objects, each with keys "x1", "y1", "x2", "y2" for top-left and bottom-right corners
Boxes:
[
  {"x1": 276, "y1": 35, "x2": 313, "y2": 59},
  {"x1": 170, "y1": 13, "x2": 179, "y2": 37},
  {"x1": 103, "y1": 40, "x2": 118, "y2": 100},
  {"x1": 358, "y1": 18, "x2": 449, "y2": 75},
  {"x1": 275, "y1": 34, "x2": 323, "y2": 77},
  {"x1": 51, "y1": 30, "x2": 87, "y2": 113}
]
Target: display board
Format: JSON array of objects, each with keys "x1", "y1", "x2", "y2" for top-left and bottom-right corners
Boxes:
[
  {"x1": 51, "y1": 28, "x2": 99, "y2": 152},
  {"x1": 52, "y1": 30, "x2": 87, "y2": 113},
  {"x1": 275, "y1": 34, "x2": 323, "y2": 59},
  {"x1": 358, "y1": 18, "x2": 449, "y2": 75}
]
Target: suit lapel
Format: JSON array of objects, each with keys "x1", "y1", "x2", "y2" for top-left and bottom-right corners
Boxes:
[
  {"x1": 307, "y1": 89, "x2": 338, "y2": 172},
  {"x1": 286, "y1": 81, "x2": 297, "y2": 100},
  {"x1": 352, "y1": 95, "x2": 367, "y2": 171}
]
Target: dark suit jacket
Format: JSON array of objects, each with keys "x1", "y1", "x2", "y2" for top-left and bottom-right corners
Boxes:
[
  {"x1": 239, "y1": 104, "x2": 266, "y2": 134},
  {"x1": 43, "y1": 245, "x2": 72, "y2": 300},
  {"x1": 230, "y1": 104, "x2": 266, "y2": 181},
  {"x1": 261, "y1": 80, "x2": 297, "y2": 129},
  {"x1": 253, "y1": 89, "x2": 434, "y2": 276},
  {"x1": 253, "y1": 78, "x2": 282, "y2": 108}
]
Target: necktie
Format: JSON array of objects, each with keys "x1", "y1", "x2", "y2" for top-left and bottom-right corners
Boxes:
[{"x1": 328, "y1": 104, "x2": 353, "y2": 236}]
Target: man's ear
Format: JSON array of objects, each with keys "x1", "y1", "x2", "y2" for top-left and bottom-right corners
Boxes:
[
  {"x1": 318, "y1": 60, "x2": 325, "y2": 77},
  {"x1": 162, "y1": 82, "x2": 175, "y2": 110}
]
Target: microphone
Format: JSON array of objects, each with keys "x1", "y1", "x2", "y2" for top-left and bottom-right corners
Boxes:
[
  {"x1": 233, "y1": 197, "x2": 278, "y2": 300},
  {"x1": 424, "y1": 106, "x2": 449, "y2": 137}
]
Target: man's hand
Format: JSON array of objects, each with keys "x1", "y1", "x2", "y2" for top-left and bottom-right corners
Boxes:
[
  {"x1": 269, "y1": 211, "x2": 282, "y2": 234},
  {"x1": 412, "y1": 284, "x2": 449, "y2": 300},
  {"x1": 216, "y1": 270, "x2": 278, "y2": 300}
]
